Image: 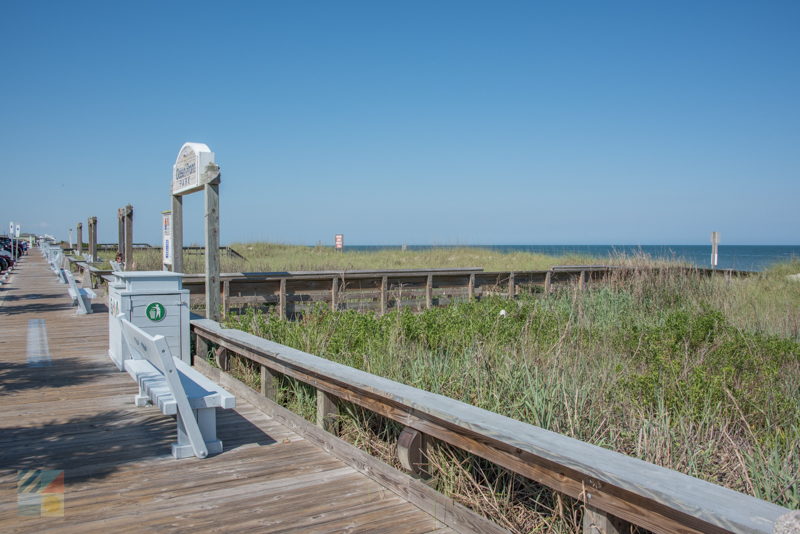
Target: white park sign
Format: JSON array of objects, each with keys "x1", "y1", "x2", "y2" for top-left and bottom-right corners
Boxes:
[
  {"x1": 172, "y1": 142, "x2": 216, "y2": 196},
  {"x1": 169, "y1": 142, "x2": 222, "y2": 321}
]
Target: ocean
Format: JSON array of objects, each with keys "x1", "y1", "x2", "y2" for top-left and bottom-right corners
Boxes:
[{"x1": 347, "y1": 245, "x2": 800, "y2": 272}]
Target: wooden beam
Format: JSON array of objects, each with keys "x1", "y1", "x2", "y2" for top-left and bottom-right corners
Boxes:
[
  {"x1": 331, "y1": 277, "x2": 339, "y2": 311},
  {"x1": 222, "y1": 280, "x2": 230, "y2": 319},
  {"x1": 117, "y1": 208, "x2": 124, "y2": 256},
  {"x1": 171, "y1": 194, "x2": 183, "y2": 273},
  {"x1": 278, "y1": 278, "x2": 287, "y2": 320},
  {"x1": 508, "y1": 272, "x2": 515, "y2": 298},
  {"x1": 123, "y1": 204, "x2": 133, "y2": 268},
  {"x1": 579, "y1": 270, "x2": 586, "y2": 291},
  {"x1": 76, "y1": 223, "x2": 83, "y2": 256},
  {"x1": 204, "y1": 182, "x2": 221, "y2": 321},
  {"x1": 316, "y1": 389, "x2": 339, "y2": 433},
  {"x1": 425, "y1": 274, "x2": 433, "y2": 309},
  {"x1": 583, "y1": 504, "x2": 630, "y2": 534},
  {"x1": 397, "y1": 427, "x2": 428, "y2": 478},
  {"x1": 260, "y1": 364, "x2": 277, "y2": 400},
  {"x1": 380, "y1": 276, "x2": 388, "y2": 315},
  {"x1": 544, "y1": 271, "x2": 552, "y2": 294},
  {"x1": 468, "y1": 273, "x2": 475, "y2": 301}
]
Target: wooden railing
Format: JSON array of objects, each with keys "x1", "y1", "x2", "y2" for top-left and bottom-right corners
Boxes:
[
  {"x1": 180, "y1": 265, "x2": 750, "y2": 318},
  {"x1": 190, "y1": 318, "x2": 790, "y2": 534}
]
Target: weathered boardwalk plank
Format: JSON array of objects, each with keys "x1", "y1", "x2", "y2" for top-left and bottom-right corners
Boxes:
[{"x1": 0, "y1": 253, "x2": 453, "y2": 533}]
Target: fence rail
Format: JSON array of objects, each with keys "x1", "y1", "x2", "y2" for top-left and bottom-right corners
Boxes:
[
  {"x1": 190, "y1": 318, "x2": 790, "y2": 534},
  {"x1": 180, "y1": 265, "x2": 750, "y2": 318}
]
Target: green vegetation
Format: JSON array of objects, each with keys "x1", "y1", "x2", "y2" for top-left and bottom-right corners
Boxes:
[
  {"x1": 220, "y1": 260, "x2": 800, "y2": 532},
  {"x1": 129, "y1": 242, "x2": 605, "y2": 272}
]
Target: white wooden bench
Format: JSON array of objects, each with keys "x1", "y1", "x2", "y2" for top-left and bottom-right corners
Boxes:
[
  {"x1": 117, "y1": 314, "x2": 235, "y2": 459},
  {"x1": 64, "y1": 269, "x2": 96, "y2": 314}
]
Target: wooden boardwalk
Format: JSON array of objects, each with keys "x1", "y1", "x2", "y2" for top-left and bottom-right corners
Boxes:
[{"x1": 0, "y1": 254, "x2": 454, "y2": 533}]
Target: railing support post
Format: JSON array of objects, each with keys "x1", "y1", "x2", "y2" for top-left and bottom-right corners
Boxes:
[
  {"x1": 196, "y1": 336, "x2": 209, "y2": 362},
  {"x1": 468, "y1": 273, "x2": 475, "y2": 301},
  {"x1": 425, "y1": 274, "x2": 433, "y2": 309},
  {"x1": 316, "y1": 389, "x2": 339, "y2": 433},
  {"x1": 222, "y1": 280, "x2": 230, "y2": 319},
  {"x1": 579, "y1": 270, "x2": 586, "y2": 291},
  {"x1": 331, "y1": 277, "x2": 339, "y2": 311},
  {"x1": 397, "y1": 427, "x2": 428, "y2": 478},
  {"x1": 583, "y1": 504, "x2": 630, "y2": 534},
  {"x1": 544, "y1": 271, "x2": 552, "y2": 294},
  {"x1": 260, "y1": 364, "x2": 277, "y2": 400},
  {"x1": 278, "y1": 278, "x2": 287, "y2": 320},
  {"x1": 380, "y1": 276, "x2": 388, "y2": 315},
  {"x1": 508, "y1": 272, "x2": 515, "y2": 298}
]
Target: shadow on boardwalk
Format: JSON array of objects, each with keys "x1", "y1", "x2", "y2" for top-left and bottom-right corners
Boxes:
[
  {"x1": 0, "y1": 357, "x2": 110, "y2": 394},
  {"x1": 0, "y1": 408, "x2": 280, "y2": 483}
]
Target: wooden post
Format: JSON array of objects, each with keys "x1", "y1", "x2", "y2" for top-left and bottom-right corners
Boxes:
[
  {"x1": 117, "y1": 208, "x2": 124, "y2": 257},
  {"x1": 397, "y1": 427, "x2": 428, "y2": 478},
  {"x1": 508, "y1": 272, "x2": 515, "y2": 298},
  {"x1": 380, "y1": 276, "x2": 388, "y2": 315},
  {"x1": 222, "y1": 280, "x2": 230, "y2": 319},
  {"x1": 260, "y1": 364, "x2": 278, "y2": 400},
  {"x1": 172, "y1": 194, "x2": 183, "y2": 273},
  {"x1": 278, "y1": 278, "x2": 287, "y2": 320},
  {"x1": 425, "y1": 274, "x2": 433, "y2": 309},
  {"x1": 583, "y1": 504, "x2": 629, "y2": 534},
  {"x1": 331, "y1": 277, "x2": 339, "y2": 311},
  {"x1": 123, "y1": 204, "x2": 133, "y2": 267},
  {"x1": 204, "y1": 180, "x2": 221, "y2": 321},
  {"x1": 468, "y1": 273, "x2": 475, "y2": 301},
  {"x1": 76, "y1": 223, "x2": 83, "y2": 256},
  {"x1": 544, "y1": 271, "x2": 552, "y2": 294},
  {"x1": 196, "y1": 336, "x2": 209, "y2": 362},
  {"x1": 88, "y1": 216, "x2": 97, "y2": 262},
  {"x1": 316, "y1": 389, "x2": 338, "y2": 433},
  {"x1": 579, "y1": 270, "x2": 586, "y2": 291}
]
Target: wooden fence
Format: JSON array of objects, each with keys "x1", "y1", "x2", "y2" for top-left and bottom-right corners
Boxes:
[
  {"x1": 179, "y1": 265, "x2": 748, "y2": 318},
  {"x1": 64, "y1": 252, "x2": 751, "y2": 319},
  {"x1": 190, "y1": 318, "x2": 791, "y2": 534}
]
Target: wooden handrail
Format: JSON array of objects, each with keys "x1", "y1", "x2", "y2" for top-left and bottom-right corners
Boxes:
[{"x1": 190, "y1": 318, "x2": 789, "y2": 534}]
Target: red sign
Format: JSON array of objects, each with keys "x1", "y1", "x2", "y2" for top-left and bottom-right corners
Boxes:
[{"x1": 335, "y1": 234, "x2": 344, "y2": 249}]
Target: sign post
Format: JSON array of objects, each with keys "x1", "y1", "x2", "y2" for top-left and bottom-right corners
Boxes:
[
  {"x1": 710, "y1": 231, "x2": 720, "y2": 269},
  {"x1": 8, "y1": 222, "x2": 15, "y2": 262},
  {"x1": 171, "y1": 142, "x2": 221, "y2": 321},
  {"x1": 335, "y1": 234, "x2": 344, "y2": 251},
  {"x1": 161, "y1": 210, "x2": 173, "y2": 270}
]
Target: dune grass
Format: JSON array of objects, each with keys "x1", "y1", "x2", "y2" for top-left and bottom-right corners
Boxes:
[
  {"x1": 126, "y1": 242, "x2": 605, "y2": 273},
  {"x1": 219, "y1": 260, "x2": 800, "y2": 533}
]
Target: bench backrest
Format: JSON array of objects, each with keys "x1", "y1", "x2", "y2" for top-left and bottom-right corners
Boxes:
[
  {"x1": 64, "y1": 270, "x2": 91, "y2": 314},
  {"x1": 117, "y1": 314, "x2": 209, "y2": 458}
]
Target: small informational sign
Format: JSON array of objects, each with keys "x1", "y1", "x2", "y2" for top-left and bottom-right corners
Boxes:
[
  {"x1": 335, "y1": 234, "x2": 344, "y2": 250},
  {"x1": 15, "y1": 224, "x2": 20, "y2": 238},
  {"x1": 710, "y1": 231, "x2": 720, "y2": 268},
  {"x1": 162, "y1": 211, "x2": 173, "y2": 266},
  {"x1": 146, "y1": 302, "x2": 166, "y2": 322},
  {"x1": 172, "y1": 142, "x2": 215, "y2": 196},
  {"x1": 8, "y1": 222, "x2": 13, "y2": 236}
]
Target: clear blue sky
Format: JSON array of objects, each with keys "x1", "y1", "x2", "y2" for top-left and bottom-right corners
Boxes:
[{"x1": 2, "y1": 1, "x2": 798, "y2": 245}]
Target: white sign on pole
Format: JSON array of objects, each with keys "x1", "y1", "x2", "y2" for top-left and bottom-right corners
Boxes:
[
  {"x1": 172, "y1": 142, "x2": 216, "y2": 196},
  {"x1": 8, "y1": 222, "x2": 12, "y2": 236},
  {"x1": 162, "y1": 211, "x2": 173, "y2": 266},
  {"x1": 15, "y1": 225, "x2": 20, "y2": 238},
  {"x1": 335, "y1": 234, "x2": 344, "y2": 250}
]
